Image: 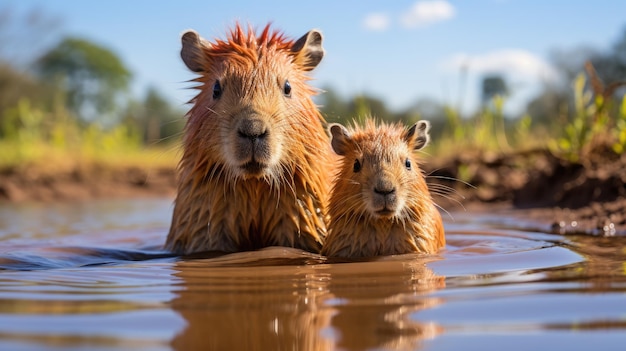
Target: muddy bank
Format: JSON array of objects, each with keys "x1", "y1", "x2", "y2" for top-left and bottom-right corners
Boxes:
[
  {"x1": 426, "y1": 147, "x2": 626, "y2": 236},
  {"x1": 1, "y1": 148, "x2": 624, "y2": 236},
  {"x1": 0, "y1": 165, "x2": 176, "y2": 202}
]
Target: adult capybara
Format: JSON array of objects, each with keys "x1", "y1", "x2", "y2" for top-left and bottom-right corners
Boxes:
[
  {"x1": 166, "y1": 24, "x2": 331, "y2": 254},
  {"x1": 321, "y1": 119, "x2": 445, "y2": 258}
]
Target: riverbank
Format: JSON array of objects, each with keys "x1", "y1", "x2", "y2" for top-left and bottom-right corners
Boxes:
[
  {"x1": 0, "y1": 164, "x2": 176, "y2": 202},
  {"x1": 1, "y1": 147, "x2": 624, "y2": 236},
  {"x1": 427, "y1": 146, "x2": 626, "y2": 236}
]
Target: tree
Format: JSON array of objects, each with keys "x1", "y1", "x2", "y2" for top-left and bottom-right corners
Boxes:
[
  {"x1": 347, "y1": 94, "x2": 394, "y2": 122},
  {"x1": 481, "y1": 75, "x2": 508, "y2": 105},
  {"x1": 318, "y1": 86, "x2": 350, "y2": 123},
  {"x1": 140, "y1": 87, "x2": 184, "y2": 144},
  {"x1": 318, "y1": 86, "x2": 396, "y2": 124},
  {"x1": 35, "y1": 37, "x2": 131, "y2": 122}
]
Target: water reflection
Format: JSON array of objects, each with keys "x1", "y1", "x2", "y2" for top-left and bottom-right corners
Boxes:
[
  {"x1": 168, "y1": 249, "x2": 444, "y2": 350},
  {"x1": 169, "y1": 249, "x2": 333, "y2": 350},
  {"x1": 558, "y1": 234, "x2": 626, "y2": 291},
  {"x1": 322, "y1": 258, "x2": 444, "y2": 351},
  {"x1": 2, "y1": 199, "x2": 626, "y2": 350}
]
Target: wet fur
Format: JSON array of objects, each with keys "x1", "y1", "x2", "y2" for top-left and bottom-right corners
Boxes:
[
  {"x1": 166, "y1": 24, "x2": 330, "y2": 254},
  {"x1": 322, "y1": 119, "x2": 445, "y2": 258}
]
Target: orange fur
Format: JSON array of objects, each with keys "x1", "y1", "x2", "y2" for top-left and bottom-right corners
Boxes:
[
  {"x1": 166, "y1": 24, "x2": 330, "y2": 254},
  {"x1": 322, "y1": 119, "x2": 445, "y2": 258}
]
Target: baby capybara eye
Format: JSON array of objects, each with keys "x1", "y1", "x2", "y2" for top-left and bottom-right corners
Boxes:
[
  {"x1": 283, "y1": 80, "x2": 292, "y2": 97},
  {"x1": 353, "y1": 159, "x2": 361, "y2": 173}
]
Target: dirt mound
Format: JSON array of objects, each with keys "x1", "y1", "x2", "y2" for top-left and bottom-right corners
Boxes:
[
  {"x1": 1, "y1": 147, "x2": 624, "y2": 236},
  {"x1": 0, "y1": 165, "x2": 176, "y2": 202},
  {"x1": 425, "y1": 147, "x2": 626, "y2": 236}
]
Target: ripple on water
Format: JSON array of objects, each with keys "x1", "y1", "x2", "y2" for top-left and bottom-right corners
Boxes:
[{"x1": 1, "y1": 199, "x2": 625, "y2": 350}]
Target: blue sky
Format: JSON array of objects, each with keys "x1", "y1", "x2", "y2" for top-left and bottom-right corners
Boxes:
[{"x1": 3, "y1": 0, "x2": 626, "y2": 116}]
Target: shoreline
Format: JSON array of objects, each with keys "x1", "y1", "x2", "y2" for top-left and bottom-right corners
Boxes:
[
  {"x1": 1, "y1": 149, "x2": 624, "y2": 237},
  {"x1": 0, "y1": 165, "x2": 177, "y2": 203}
]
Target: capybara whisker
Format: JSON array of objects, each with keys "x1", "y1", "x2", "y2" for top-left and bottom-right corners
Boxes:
[
  {"x1": 433, "y1": 201, "x2": 455, "y2": 221},
  {"x1": 426, "y1": 174, "x2": 477, "y2": 189}
]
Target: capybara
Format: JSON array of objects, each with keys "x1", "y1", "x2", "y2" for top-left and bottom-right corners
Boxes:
[
  {"x1": 166, "y1": 24, "x2": 331, "y2": 254},
  {"x1": 321, "y1": 119, "x2": 445, "y2": 258}
]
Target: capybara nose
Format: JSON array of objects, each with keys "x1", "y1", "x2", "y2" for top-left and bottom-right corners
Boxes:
[
  {"x1": 374, "y1": 182, "x2": 396, "y2": 196},
  {"x1": 238, "y1": 119, "x2": 268, "y2": 140}
]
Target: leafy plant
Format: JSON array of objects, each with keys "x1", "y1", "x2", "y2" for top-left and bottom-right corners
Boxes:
[{"x1": 551, "y1": 61, "x2": 626, "y2": 161}]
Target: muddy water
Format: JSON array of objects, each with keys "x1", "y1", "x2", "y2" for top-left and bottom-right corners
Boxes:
[{"x1": 0, "y1": 199, "x2": 625, "y2": 351}]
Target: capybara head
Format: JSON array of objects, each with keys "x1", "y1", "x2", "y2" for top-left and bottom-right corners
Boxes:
[
  {"x1": 180, "y1": 24, "x2": 324, "y2": 181},
  {"x1": 322, "y1": 119, "x2": 444, "y2": 257},
  {"x1": 328, "y1": 119, "x2": 431, "y2": 221}
]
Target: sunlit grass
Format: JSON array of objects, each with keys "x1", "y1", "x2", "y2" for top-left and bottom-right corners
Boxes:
[
  {"x1": 429, "y1": 95, "x2": 545, "y2": 160},
  {"x1": 0, "y1": 98, "x2": 181, "y2": 172},
  {"x1": 549, "y1": 72, "x2": 626, "y2": 162},
  {"x1": 0, "y1": 139, "x2": 180, "y2": 171},
  {"x1": 432, "y1": 66, "x2": 625, "y2": 163},
  {"x1": 2, "y1": 64, "x2": 625, "y2": 176}
]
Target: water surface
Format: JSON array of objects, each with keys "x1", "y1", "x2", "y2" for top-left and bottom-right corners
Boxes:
[{"x1": 0, "y1": 199, "x2": 625, "y2": 350}]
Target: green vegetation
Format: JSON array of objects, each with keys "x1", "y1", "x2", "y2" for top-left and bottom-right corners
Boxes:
[
  {"x1": 550, "y1": 67, "x2": 626, "y2": 162},
  {"x1": 0, "y1": 97, "x2": 180, "y2": 170},
  {"x1": 0, "y1": 10, "x2": 183, "y2": 171},
  {"x1": 1, "y1": 8, "x2": 625, "y2": 176},
  {"x1": 319, "y1": 61, "x2": 625, "y2": 164}
]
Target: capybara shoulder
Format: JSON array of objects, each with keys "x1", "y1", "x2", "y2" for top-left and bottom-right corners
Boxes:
[
  {"x1": 166, "y1": 24, "x2": 331, "y2": 254},
  {"x1": 321, "y1": 119, "x2": 445, "y2": 258}
]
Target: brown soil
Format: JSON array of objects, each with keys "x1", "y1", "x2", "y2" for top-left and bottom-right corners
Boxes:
[
  {"x1": 1, "y1": 147, "x2": 624, "y2": 236},
  {"x1": 0, "y1": 164, "x2": 176, "y2": 202},
  {"x1": 425, "y1": 146, "x2": 626, "y2": 236}
]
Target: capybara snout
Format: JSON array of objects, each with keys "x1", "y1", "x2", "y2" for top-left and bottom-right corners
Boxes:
[{"x1": 233, "y1": 114, "x2": 273, "y2": 175}]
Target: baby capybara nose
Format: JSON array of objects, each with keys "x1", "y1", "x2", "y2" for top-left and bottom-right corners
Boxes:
[{"x1": 238, "y1": 119, "x2": 268, "y2": 140}]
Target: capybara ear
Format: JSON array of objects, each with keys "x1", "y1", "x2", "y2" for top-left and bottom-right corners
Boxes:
[
  {"x1": 329, "y1": 123, "x2": 352, "y2": 156},
  {"x1": 181, "y1": 30, "x2": 211, "y2": 72},
  {"x1": 291, "y1": 29, "x2": 324, "y2": 71},
  {"x1": 405, "y1": 120, "x2": 431, "y2": 150}
]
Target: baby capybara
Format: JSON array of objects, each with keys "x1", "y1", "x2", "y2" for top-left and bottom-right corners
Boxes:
[{"x1": 322, "y1": 119, "x2": 445, "y2": 258}]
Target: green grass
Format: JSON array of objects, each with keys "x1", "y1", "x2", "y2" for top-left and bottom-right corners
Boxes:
[
  {"x1": 549, "y1": 73, "x2": 626, "y2": 162},
  {"x1": 434, "y1": 71, "x2": 625, "y2": 163},
  {"x1": 2, "y1": 66, "x2": 625, "y2": 176},
  {"x1": 431, "y1": 95, "x2": 541, "y2": 159},
  {"x1": 0, "y1": 98, "x2": 180, "y2": 171}
]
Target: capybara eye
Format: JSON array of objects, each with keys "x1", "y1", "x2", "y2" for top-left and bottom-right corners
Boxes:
[
  {"x1": 405, "y1": 158, "x2": 412, "y2": 170},
  {"x1": 283, "y1": 80, "x2": 292, "y2": 97},
  {"x1": 353, "y1": 159, "x2": 361, "y2": 173},
  {"x1": 212, "y1": 80, "x2": 222, "y2": 99}
]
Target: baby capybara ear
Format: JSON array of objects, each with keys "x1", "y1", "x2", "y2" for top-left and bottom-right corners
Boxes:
[
  {"x1": 180, "y1": 30, "x2": 211, "y2": 72},
  {"x1": 291, "y1": 29, "x2": 324, "y2": 71},
  {"x1": 329, "y1": 123, "x2": 352, "y2": 156},
  {"x1": 405, "y1": 120, "x2": 431, "y2": 150}
]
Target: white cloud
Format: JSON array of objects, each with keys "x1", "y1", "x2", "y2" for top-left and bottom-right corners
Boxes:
[
  {"x1": 442, "y1": 49, "x2": 559, "y2": 82},
  {"x1": 400, "y1": 0, "x2": 456, "y2": 29},
  {"x1": 363, "y1": 13, "x2": 390, "y2": 31}
]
